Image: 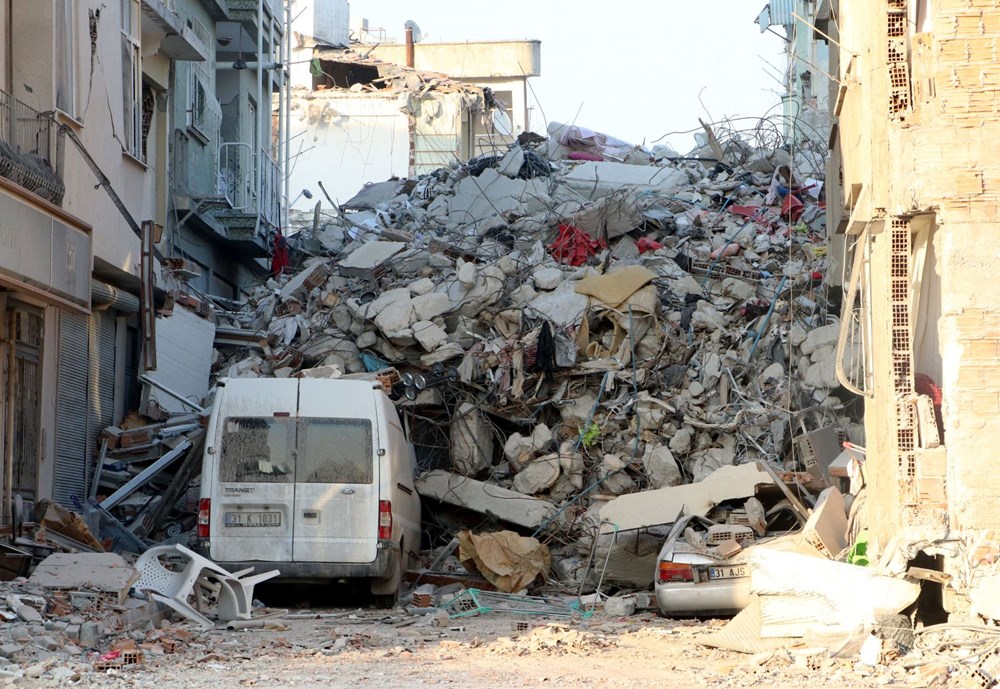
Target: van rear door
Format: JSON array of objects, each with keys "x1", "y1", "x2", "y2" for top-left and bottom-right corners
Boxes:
[
  {"x1": 293, "y1": 380, "x2": 379, "y2": 564},
  {"x1": 210, "y1": 379, "x2": 298, "y2": 563}
]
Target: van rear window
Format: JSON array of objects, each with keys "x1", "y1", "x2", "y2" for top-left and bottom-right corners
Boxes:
[
  {"x1": 219, "y1": 417, "x2": 294, "y2": 483},
  {"x1": 218, "y1": 416, "x2": 373, "y2": 485},
  {"x1": 297, "y1": 418, "x2": 374, "y2": 485}
]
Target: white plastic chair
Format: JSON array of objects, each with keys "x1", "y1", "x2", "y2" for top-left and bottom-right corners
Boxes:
[{"x1": 135, "y1": 544, "x2": 279, "y2": 625}]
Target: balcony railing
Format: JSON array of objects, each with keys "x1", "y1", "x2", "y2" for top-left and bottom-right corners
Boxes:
[
  {"x1": 218, "y1": 142, "x2": 281, "y2": 229},
  {"x1": 0, "y1": 89, "x2": 63, "y2": 204}
]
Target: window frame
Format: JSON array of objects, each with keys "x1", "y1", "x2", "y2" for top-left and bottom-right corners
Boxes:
[{"x1": 121, "y1": 0, "x2": 143, "y2": 160}]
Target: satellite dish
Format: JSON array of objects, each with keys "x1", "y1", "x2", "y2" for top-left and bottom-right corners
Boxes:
[
  {"x1": 404, "y1": 19, "x2": 423, "y2": 43},
  {"x1": 492, "y1": 108, "x2": 513, "y2": 136}
]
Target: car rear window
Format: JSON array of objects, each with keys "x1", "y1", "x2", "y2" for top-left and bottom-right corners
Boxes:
[
  {"x1": 219, "y1": 417, "x2": 295, "y2": 483},
  {"x1": 296, "y1": 418, "x2": 374, "y2": 484}
]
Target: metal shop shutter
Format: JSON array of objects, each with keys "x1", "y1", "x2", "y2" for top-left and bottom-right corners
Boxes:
[
  {"x1": 54, "y1": 312, "x2": 90, "y2": 507},
  {"x1": 53, "y1": 309, "x2": 119, "y2": 508}
]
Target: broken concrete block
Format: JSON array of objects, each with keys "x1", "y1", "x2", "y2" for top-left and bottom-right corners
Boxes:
[
  {"x1": 604, "y1": 595, "x2": 637, "y2": 617},
  {"x1": 669, "y1": 427, "x2": 694, "y2": 455},
  {"x1": 600, "y1": 454, "x2": 636, "y2": 495},
  {"x1": 412, "y1": 292, "x2": 452, "y2": 321},
  {"x1": 279, "y1": 262, "x2": 329, "y2": 301},
  {"x1": 5, "y1": 596, "x2": 42, "y2": 623},
  {"x1": 339, "y1": 241, "x2": 407, "y2": 278},
  {"x1": 531, "y1": 424, "x2": 553, "y2": 451},
  {"x1": 532, "y1": 267, "x2": 563, "y2": 291},
  {"x1": 413, "y1": 320, "x2": 448, "y2": 352},
  {"x1": 760, "y1": 362, "x2": 785, "y2": 382},
  {"x1": 416, "y1": 470, "x2": 558, "y2": 529},
  {"x1": 374, "y1": 298, "x2": 415, "y2": 336},
  {"x1": 642, "y1": 444, "x2": 682, "y2": 489},
  {"x1": 450, "y1": 403, "x2": 494, "y2": 476},
  {"x1": 0, "y1": 645, "x2": 22, "y2": 660},
  {"x1": 503, "y1": 432, "x2": 535, "y2": 471},
  {"x1": 513, "y1": 454, "x2": 561, "y2": 495},
  {"x1": 457, "y1": 260, "x2": 477, "y2": 286},
  {"x1": 800, "y1": 323, "x2": 839, "y2": 355},
  {"x1": 79, "y1": 621, "x2": 103, "y2": 649},
  {"x1": 366, "y1": 287, "x2": 412, "y2": 317},
  {"x1": 420, "y1": 342, "x2": 465, "y2": 366},
  {"x1": 408, "y1": 277, "x2": 435, "y2": 296}
]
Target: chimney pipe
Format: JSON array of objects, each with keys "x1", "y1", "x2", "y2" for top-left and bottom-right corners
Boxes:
[{"x1": 405, "y1": 25, "x2": 414, "y2": 68}]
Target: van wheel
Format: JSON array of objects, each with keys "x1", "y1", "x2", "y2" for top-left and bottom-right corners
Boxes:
[{"x1": 371, "y1": 543, "x2": 403, "y2": 608}]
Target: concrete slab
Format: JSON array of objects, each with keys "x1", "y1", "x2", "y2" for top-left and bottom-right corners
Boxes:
[
  {"x1": 561, "y1": 161, "x2": 687, "y2": 200},
  {"x1": 416, "y1": 470, "x2": 558, "y2": 529},
  {"x1": 29, "y1": 553, "x2": 139, "y2": 604},
  {"x1": 599, "y1": 462, "x2": 775, "y2": 533},
  {"x1": 339, "y1": 241, "x2": 407, "y2": 278}
]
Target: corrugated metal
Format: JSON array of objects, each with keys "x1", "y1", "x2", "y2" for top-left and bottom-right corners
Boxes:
[
  {"x1": 769, "y1": 0, "x2": 794, "y2": 26},
  {"x1": 53, "y1": 309, "x2": 119, "y2": 508},
  {"x1": 54, "y1": 312, "x2": 90, "y2": 507},
  {"x1": 90, "y1": 310, "x2": 118, "y2": 454}
]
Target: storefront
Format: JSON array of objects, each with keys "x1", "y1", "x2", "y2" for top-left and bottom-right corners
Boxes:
[{"x1": 0, "y1": 177, "x2": 91, "y2": 520}]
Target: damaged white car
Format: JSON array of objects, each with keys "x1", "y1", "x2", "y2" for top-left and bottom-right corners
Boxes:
[{"x1": 655, "y1": 502, "x2": 805, "y2": 616}]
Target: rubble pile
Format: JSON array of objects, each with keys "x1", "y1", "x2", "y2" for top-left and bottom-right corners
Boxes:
[{"x1": 210, "y1": 119, "x2": 846, "y2": 586}]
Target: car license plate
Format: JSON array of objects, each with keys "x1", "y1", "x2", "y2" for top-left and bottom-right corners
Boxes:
[
  {"x1": 224, "y1": 511, "x2": 281, "y2": 527},
  {"x1": 707, "y1": 565, "x2": 748, "y2": 580}
]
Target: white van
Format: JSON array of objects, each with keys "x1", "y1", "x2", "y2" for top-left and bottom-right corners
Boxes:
[{"x1": 195, "y1": 377, "x2": 421, "y2": 605}]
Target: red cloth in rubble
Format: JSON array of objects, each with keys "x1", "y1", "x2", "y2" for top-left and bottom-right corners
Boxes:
[
  {"x1": 271, "y1": 228, "x2": 290, "y2": 277},
  {"x1": 548, "y1": 223, "x2": 606, "y2": 266}
]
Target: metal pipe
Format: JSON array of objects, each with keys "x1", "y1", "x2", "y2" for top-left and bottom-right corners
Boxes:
[
  {"x1": 283, "y1": 0, "x2": 292, "y2": 236},
  {"x1": 256, "y1": 0, "x2": 264, "y2": 231},
  {"x1": 138, "y1": 374, "x2": 206, "y2": 413},
  {"x1": 3, "y1": 310, "x2": 14, "y2": 524},
  {"x1": 405, "y1": 25, "x2": 414, "y2": 68}
]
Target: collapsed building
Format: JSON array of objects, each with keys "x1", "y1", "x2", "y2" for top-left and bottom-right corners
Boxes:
[{"x1": 206, "y1": 114, "x2": 837, "y2": 590}]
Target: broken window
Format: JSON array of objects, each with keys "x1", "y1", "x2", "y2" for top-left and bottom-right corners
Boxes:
[
  {"x1": 120, "y1": 0, "x2": 143, "y2": 159},
  {"x1": 296, "y1": 418, "x2": 374, "y2": 485}
]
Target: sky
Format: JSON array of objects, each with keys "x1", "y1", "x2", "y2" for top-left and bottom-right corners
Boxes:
[{"x1": 353, "y1": 0, "x2": 787, "y2": 152}]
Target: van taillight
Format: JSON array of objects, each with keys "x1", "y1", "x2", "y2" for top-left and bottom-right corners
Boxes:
[
  {"x1": 378, "y1": 500, "x2": 392, "y2": 540},
  {"x1": 198, "y1": 498, "x2": 211, "y2": 539},
  {"x1": 657, "y1": 561, "x2": 694, "y2": 583}
]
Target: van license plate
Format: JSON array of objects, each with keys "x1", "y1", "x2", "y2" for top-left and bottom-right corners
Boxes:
[
  {"x1": 707, "y1": 565, "x2": 748, "y2": 580},
  {"x1": 224, "y1": 511, "x2": 281, "y2": 527}
]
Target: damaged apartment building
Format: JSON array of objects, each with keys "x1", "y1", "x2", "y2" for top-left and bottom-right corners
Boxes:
[
  {"x1": 826, "y1": 0, "x2": 1000, "y2": 623},
  {"x1": 283, "y1": 5, "x2": 541, "y2": 208},
  {"x1": 0, "y1": 0, "x2": 289, "y2": 520}
]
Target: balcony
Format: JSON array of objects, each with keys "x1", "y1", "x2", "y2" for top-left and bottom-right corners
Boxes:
[
  {"x1": 0, "y1": 89, "x2": 64, "y2": 204},
  {"x1": 141, "y1": 0, "x2": 210, "y2": 62},
  {"x1": 211, "y1": 143, "x2": 280, "y2": 255}
]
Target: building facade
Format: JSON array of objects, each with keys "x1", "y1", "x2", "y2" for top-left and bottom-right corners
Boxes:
[
  {"x1": 0, "y1": 0, "x2": 285, "y2": 519},
  {"x1": 829, "y1": 0, "x2": 1000, "y2": 613}
]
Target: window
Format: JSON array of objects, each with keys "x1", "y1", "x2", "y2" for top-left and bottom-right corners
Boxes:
[
  {"x1": 55, "y1": 0, "x2": 76, "y2": 117},
  {"x1": 219, "y1": 417, "x2": 294, "y2": 483},
  {"x1": 121, "y1": 0, "x2": 142, "y2": 159},
  {"x1": 217, "y1": 416, "x2": 373, "y2": 484},
  {"x1": 297, "y1": 419, "x2": 373, "y2": 484}
]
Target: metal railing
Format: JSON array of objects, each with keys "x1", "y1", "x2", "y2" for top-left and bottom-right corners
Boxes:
[
  {"x1": 217, "y1": 141, "x2": 281, "y2": 228},
  {"x1": 0, "y1": 89, "x2": 55, "y2": 168},
  {"x1": 0, "y1": 88, "x2": 62, "y2": 203},
  {"x1": 258, "y1": 146, "x2": 280, "y2": 228},
  {"x1": 219, "y1": 141, "x2": 254, "y2": 211}
]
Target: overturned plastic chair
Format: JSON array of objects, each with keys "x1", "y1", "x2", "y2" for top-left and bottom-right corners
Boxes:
[{"x1": 134, "y1": 544, "x2": 278, "y2": 626}]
